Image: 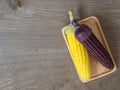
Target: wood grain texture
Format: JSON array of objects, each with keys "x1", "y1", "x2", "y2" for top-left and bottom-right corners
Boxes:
[{"x1": 0, "y1": 0, "x2": 119, "y2": 90}]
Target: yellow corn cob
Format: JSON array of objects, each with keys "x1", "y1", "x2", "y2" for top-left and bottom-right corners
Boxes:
[
  {"x1": 64, "y1": 10, "x2": 91, "y2": 81},
  {"x1": 66, "y1": 33, "x2": 91, "y2": 81}
]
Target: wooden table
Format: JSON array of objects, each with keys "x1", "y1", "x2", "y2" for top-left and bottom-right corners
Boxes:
[{"x1": 0, "y1": 0, "x2": 119, "y2": 90}]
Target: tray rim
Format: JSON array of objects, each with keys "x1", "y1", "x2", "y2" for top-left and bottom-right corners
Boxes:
[{"x1": 62, "y1": 16, "x2": 117, "y2": 83}]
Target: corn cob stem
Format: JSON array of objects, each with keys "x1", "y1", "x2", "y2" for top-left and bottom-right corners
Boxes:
[{"x1": 69, "y1": 10, "x2": 74, "y2": 22}]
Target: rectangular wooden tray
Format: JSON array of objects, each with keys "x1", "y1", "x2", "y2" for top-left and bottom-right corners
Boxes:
[{"x1": 62, "y1": 16, "x2": 116, "y2": 83}]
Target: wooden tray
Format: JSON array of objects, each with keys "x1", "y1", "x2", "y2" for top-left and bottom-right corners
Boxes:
[{"x1": 62, "y1": 16, "x2": 117, "y2": 83}]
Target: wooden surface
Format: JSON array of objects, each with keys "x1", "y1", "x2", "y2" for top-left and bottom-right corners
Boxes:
[{"x1": 0, "y1": 0, "x2": 119, "y2": 90}]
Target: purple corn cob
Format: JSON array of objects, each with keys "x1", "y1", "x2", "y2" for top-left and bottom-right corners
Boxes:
[{"x1": 72, "y1": 19, "x2": 114, "y2": 69}]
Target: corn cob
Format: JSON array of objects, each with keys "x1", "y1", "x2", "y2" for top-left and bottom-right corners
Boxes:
[
  {"x1": 72, "y1": 19, "x2": 114, "y2": 69},
  {"x1": 64, "y1": 10, "x2": 91, "y2": 81}
]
